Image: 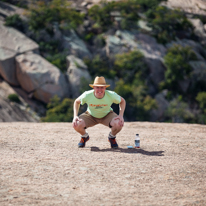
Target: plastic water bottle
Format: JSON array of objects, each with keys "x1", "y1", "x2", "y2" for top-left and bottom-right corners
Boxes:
[{"x1": 135, "y1": 134, "x2": 140, "y2": 148}]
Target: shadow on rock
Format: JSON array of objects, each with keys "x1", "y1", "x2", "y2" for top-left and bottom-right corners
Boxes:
[{"x1": 90, "y1": 147, "x2": 164, "y2": 156}]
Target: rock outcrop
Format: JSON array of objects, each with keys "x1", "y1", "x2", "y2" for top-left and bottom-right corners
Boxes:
[
  {"x1": 0, "y1": 21, "x2": 39, "y2": 85},
  {"x1": 16, "y1": 52, "x2": 69, "y2": 103},
  {"x1": 67, "y1": 55, "x2": 91, "y2": 98},
  {"x1": 0, "y1": 79, "x2": 39, "y2": 122}
]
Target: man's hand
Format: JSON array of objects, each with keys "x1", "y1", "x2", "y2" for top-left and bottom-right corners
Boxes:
[
  {"x1": 72, "y1": 116, "x2": 82, "y2": 128},
  {"x1": 114, "y1": 115, "x2": 124, "y2": 127}
]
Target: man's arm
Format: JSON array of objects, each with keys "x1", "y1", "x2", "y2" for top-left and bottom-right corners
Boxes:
[
  {"x1": 119, "y1": 97, "x2": 126, "y2": 117},
  {"x1": 114, "y1": 97, "x2": 126, "y2": 127},
  {"x1": 72, "y1": 98, "x2": 81, "y2": 127}
]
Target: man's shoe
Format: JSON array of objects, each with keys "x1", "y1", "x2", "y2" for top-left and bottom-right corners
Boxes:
[
  {"x1": 108, "y1": 137, "x2": 118, "y2": 148},
  {"x1": 78, "y1": 136, "x2": 90, "y2": 148}
]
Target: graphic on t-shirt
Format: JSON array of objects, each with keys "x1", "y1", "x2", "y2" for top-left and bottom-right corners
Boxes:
[{"x1": 89, "y1": 104, "x2": 108, "y2": 109}]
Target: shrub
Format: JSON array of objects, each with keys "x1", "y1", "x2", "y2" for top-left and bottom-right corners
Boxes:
[
  {"x1": 147, "y1": 6, "x2": 194, "y2": 44},
  {"x1": 46, "y1": 53, "x2": 67, "y2": 73},
  {"x1": 88, "y1": 0, "x2": 140, "y2": 32},
  {"x1": 114, "y1": 50, "x2": 148, "y2": 83},
  {"x1": 41, "y1": 95, "x2": 74, "y2": 122},
  {"x1": 4, "y1": 14, "x2": 25, "y2": 32},
  {"x1": 196, "y1": 92, "x2": 206, "y2": 113},
  {"x1": 27, "y1": 0, "x2": 84, "y2": 33},
  {"x1": 161, "y1": 44, "x2": 197, "y2": 95},
  {"x1": 8, "y1": 94, "x2": 21, "y2": 103},
  {"x1": 114, "y1": 79, "x2": 157, "y2": 121},
  {"x1": 84, "y1": 55, "x2": 116, "y2": 79},
  {"x1": 165, "y1": 96, "x2": 194, "y2": 123}
]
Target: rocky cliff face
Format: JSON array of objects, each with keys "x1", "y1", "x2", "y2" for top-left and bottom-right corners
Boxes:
[{"x1": 0, "y1": 0, "x2": 206, "y2": 122}]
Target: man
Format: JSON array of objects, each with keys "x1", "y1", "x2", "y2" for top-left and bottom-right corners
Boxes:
[{"x1": 72, "y1": 76, "x2": 126, "y2": 148}]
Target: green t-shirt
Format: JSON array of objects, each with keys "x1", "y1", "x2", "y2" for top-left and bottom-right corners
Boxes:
[{"x1": 79, "y1": 90, "x2": 121, "y2": 118}]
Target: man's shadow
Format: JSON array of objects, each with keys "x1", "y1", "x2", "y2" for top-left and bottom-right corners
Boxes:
[{"x1": 90, "y1": 147, "x2": 164, "y2": 156}]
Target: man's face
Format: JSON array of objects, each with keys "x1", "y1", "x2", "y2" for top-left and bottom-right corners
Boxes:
[{"x1": 93, "y1": 86, "x2": 106, "y2": 99}]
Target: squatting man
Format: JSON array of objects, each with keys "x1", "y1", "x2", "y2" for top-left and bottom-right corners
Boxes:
[{"x1": 72, "y1": 76, "x2": 126, "y2": 148}]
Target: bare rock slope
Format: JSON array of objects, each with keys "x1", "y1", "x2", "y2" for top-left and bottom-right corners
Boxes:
[{"x1": 0, "y1": 122, "x2": 205, "y2": 205}]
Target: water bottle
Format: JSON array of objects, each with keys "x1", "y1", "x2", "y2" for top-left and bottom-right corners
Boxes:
[{"x1": 135, "y1": 134, "x2": 140, "y2": 148}]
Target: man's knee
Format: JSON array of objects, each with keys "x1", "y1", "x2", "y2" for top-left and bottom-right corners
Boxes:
[
  {"x1": 110, "y1": 119, "x2": 123, "y2": 131},
  {"x1": 73, "y1": 119, "x2": 86, "y2": 131}
]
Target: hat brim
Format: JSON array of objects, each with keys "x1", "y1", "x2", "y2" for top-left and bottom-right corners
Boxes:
[{"x1": 89, "y1": 84, "x2": 110, "y2": 88}]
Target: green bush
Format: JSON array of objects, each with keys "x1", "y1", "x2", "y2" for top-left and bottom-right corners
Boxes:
[
  {"x1": 4, "y1": 14, "x2": 25, "y2": 32},
  {"x1": 84, "y1": 55, "x2": 116, "y2": 79},
  {"x1": 8, "y1": 94, "x2": 21, "y2": 103},
  {"x1": 88, "y1": 0, "x2": 140, "y2": 32},
  {"x1": 114, "y1": 50, "x2": 148, "y2": 83},
  {"x1": 165, "y1": 96, "x2": 194, "y2": 123},
  {"x1": 27, "y1": 0, "x2": 84, "y2": 33},
  {"x1": 46, "y1": 53, "x2": 67, "y2": 73},
  {"x1": 39, "y1": 40, "x2": 60, "y2": 55},
  {"x1": 114, "y1": 79, "x2": 157, "y2": 121},
  {"x1": 147, "y1": 6, "x2": 194, "y2": 44},
  {"x1": 88, "y1": 0, "x2": 165, "y2": 32},
  {"x1": 161, "y1": 44, "x2": 197, "y2": 95},
  {"x1": 196, "y1": 92, "x2": 206, "y2": 113},
  {"x1": 41, "y1": 95, "x2": 74, "y2": 122}
]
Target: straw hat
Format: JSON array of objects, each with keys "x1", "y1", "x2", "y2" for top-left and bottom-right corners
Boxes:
[{"x1": 89, "y1": 76, "x2": 110, "y2": 88}]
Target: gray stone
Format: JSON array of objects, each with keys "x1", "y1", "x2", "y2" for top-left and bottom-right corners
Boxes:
[
  {"x1": 189, "y1": 60, "x2": 206, "y2": 81},
  {"x1": 105, "y1": 30, "x2": 166, "y2": 59},
  {"x1": 0, "y1": 21, "x2": 39, "y2": 54},
  {"x1": 0, "y1": 96, "x2": 38, "y2": 122},
  {"x1": 150, "y1": 92, "x2": 169, "y2": 121},
  {"x1": 63, "y1": 30, "x2": 92, "y2": 59},
  {"x1": 16, "y1": 52, "x2": 69, "y2": 104},
  {"x1": 0, "y1": 47, "x2": 19, "y2": 85},
  {"x1": 162, "y1": 0, "x2": 206, "y2": 16},
  {"x1": 67, "y1": 55, "x2": 91, "y2": 98},
  {"x1": 188, "y1": 18, "x2": 206, "y2": 45}
]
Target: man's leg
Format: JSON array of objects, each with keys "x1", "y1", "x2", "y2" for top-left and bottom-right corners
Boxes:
[
  {"x1": 73, "y1": 119, "x2": 90, "y2": 148},
  {"x1": 102, "y1": 113, "x2": 124, "y2": 148},
  {"x1": 110, "y1": 116, "x2": 123, "y2": 136}
]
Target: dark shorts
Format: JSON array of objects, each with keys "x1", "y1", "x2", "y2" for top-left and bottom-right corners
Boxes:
[{"x1": 79, "y1": 111, "x2": 118, "y2": 128}]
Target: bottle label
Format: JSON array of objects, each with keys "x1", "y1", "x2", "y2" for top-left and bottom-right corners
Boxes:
[{"x1": 135, "y1": 140, "x2": 140, "y2": 148}]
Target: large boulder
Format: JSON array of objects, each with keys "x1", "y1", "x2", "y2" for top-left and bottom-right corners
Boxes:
[
  {"x1": 67, "y1": 55, "x2": 92, "y2": 98},
  {"x1": 0, "y1": 21, "x2": 39, "y2": 85},
  {"x1": 16, "y1": 52, "x2": 69, "y2": 104},
  {"x1": 63, "y1": 30, "x2": 92, "y2": 59},
  {"x1": 150, "y1": 91, "x2": 169, "y2": 122},
  {"x1": 0, "y1": 97, "x2": 38, "y2": 122},
  {"x1": 0, "y1": 79, "x2": 39, "y2": 122},
  {"x1": 162, "y1": 0, "x2": 206, "y2": 16},
  {"x1": 0, "y1": 21, "x2": 39, "y2": 54},
  {"x1": 188, "y1": 18, "x2": 206, "y2": 45},
  {"x1": 0, "y1": 47, "x2": 19, "y2": 85}
]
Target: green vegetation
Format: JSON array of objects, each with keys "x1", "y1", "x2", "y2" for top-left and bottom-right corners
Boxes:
[
  {"x1": 160, "y1": 44, "x2": 197, "y2": 95},
  {"x1": 8, "y1": 94, "x2": 21, "y2": 103},
  {"x1": 41, "y1": 95, "x2": 74, "y2": 122},
  {"x1": 165, "y1": 96, "x2": 194, "y2": 123},
  {"x1": 146, "y1": 6, "x2": 193, "y2": 44},
  {"x1": 113, "y1": 51, "x2": 157, "y2": 120},
  {"x1": 46, "y1": 53, "x2": 67, "y2": 73},
  {"x1": 4, "y1": 14, "x2": 25, "y2": 32},
  {"x1": 84, "y1": 55, "x2": 116, "y2": 79},
  {"x1": 27, "y1": 0, "x2": 84, "y2": 33},
  {"x1": 88, "y1": 0, "x2": 165, "y2": 32}
]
